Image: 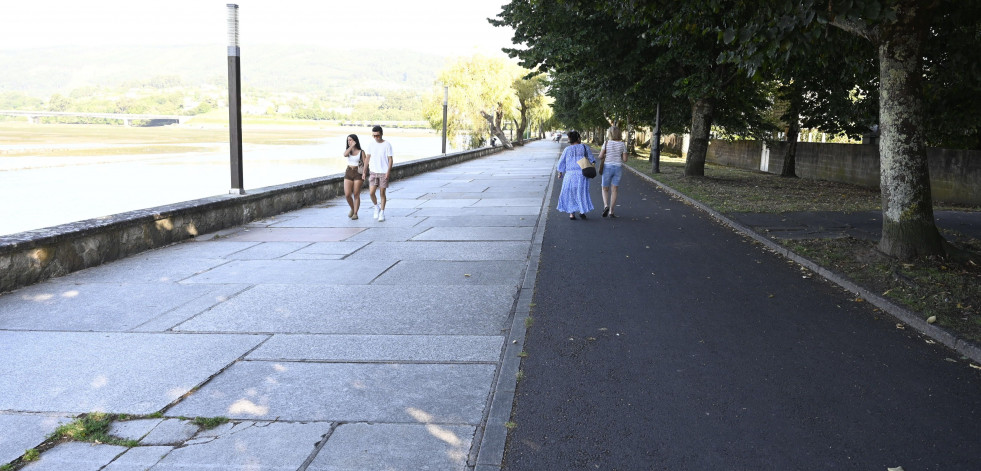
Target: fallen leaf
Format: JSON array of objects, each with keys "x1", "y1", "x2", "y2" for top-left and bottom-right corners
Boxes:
[{"x1": 896, "y1": 323, "x2": 905, "y2": 330}]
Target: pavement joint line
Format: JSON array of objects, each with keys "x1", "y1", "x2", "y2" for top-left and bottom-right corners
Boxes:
[
  {"x1": 159, "y1": 333, "x2": 273, "y2": 415},
  {"x1": 295, "y1": 422, "x2": 338, "y2": 471},
  {"x1": 626, "y1": 164, "x2": 981, "y2": 365},
  {"x1": 173, "y1": 258, "x2": 236, "y2": 284},
  {"x1": 132, "y1": 284, "x2": 253, "y2": 332},
  {"x1": 474, "y1": 147, "x2": 559, "y2": 469}
]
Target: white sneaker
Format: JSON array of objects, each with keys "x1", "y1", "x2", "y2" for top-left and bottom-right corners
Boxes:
[
  {"x1": 377, "y1": 210, "x2": 385, "y2": 222},
  {"x1": 372, "y1": 205, "x2": 379, "y2": 219}
]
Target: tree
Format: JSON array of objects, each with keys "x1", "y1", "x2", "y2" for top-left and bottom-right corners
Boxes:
[
  {"x1": 494, "y1": 0, "x2": 771, "y2": 174},
  {"x1": 712, "y1": 0, "x2": 978, "y2": 258},
  {"x1": 424, "y1": 55, "x2": 543, "y2": 150},
  {"x1": 512, "y1": 74, "x2": 549, "y2": 142}
]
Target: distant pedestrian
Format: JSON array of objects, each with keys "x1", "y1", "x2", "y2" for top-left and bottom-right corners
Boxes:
[
  {"x1": 364, "y1": 125, "x2": 394, "y2": 222},
  {"x1": 556, "y1": 130, "x2": 595, "y2": 220},
  {"x1": 598, "y1": 125, "x2": 628, "y2": 218},
  {"x1": 342, "y1": 134, "x2": 366, "y2": 220}
]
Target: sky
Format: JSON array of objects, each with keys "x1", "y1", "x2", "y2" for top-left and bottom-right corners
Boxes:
[{"x1": 0, "y1": 0, "x2": 518, "y2": 56}]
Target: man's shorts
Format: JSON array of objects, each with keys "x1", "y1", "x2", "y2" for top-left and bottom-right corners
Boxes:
[
  {"x1": 369, "y1": 172, "x2": 390, "y2": 189},
  {"x1": 601, "y1": 165, "x2": 623, "y2": 187}
]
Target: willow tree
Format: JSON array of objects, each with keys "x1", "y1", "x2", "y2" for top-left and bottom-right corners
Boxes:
[{"x1": 423, "y1": 55, "x2": 531, "y2": 149}]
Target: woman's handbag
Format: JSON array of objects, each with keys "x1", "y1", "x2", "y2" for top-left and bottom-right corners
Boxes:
[{"x1": 576, "y1": 145, "x2": 596, "y2": 178}]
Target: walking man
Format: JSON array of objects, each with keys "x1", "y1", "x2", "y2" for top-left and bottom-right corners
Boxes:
[{"x1": 365, "y1": 125, "x2": 394, "y2": 222}]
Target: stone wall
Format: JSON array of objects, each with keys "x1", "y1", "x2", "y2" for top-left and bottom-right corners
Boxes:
[
  {"x1": 0, "y1": 146, "x2": 506, "y2": 294},
  {"x1": 704, "y1": 140, "x2": 981, "y2": 205}
]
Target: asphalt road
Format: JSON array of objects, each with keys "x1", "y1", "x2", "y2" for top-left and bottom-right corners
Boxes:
[{"x1": 503, "y1": 165, "x2": 981, "y2": 470}]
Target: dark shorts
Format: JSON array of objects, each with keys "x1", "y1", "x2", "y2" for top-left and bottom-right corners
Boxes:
[{"x1": 345, "y1": 166, "x2": 363, "y2": 181}]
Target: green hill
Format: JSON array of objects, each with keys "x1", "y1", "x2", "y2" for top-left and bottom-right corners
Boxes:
[{"x1": 0, "y1": 45, "x2": 449, "y2": 96}]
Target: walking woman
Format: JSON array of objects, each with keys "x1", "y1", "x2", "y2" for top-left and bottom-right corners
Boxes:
[
  {"x1": 598, "y1": 125, "x2": 628, "y2": 218},
  {"x1": 556, "y1": 130, "x2": 596, "y2": 220},
  {"x1": 342, "y1": 134, "x2": 365, "y2": 219}
]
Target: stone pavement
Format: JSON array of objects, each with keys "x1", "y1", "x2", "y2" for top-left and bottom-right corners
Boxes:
[{"x1": 0, "y1": 141, "x2": 557, "y2": 470}]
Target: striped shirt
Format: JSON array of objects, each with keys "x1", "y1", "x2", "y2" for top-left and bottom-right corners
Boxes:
[{"x1": 601, "y1": 140, "x2": 627, "y2": 166}]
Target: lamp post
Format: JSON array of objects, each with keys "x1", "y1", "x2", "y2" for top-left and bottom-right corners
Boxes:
[
  {"x1": 227, "y1": 4, "x2": 244, "y2": 194},
  {"x1": 441, "y1": 86, "x2": 448, "y2": 154}
]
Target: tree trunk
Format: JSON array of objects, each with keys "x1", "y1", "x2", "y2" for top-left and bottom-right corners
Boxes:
[
  {"x1": 877, "y1": 0, "x2": 944, "y2": 259},
  {"x1": 781, "y1": 102, "x2": 800, "y2": 178},
  {"x1": 685, "y1": 98, "x2": 713, "y2": 176},
  {"x1": 481, "y1": 110, "x2": 513, "y2": 149}
]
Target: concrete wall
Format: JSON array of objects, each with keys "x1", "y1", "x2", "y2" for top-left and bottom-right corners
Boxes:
[
  {"x1": 0, "y1": 146, "x2": 506, "y2": 294},
  {"x1": 704, "y1": 140, "x2": 981, "y2": 206}
]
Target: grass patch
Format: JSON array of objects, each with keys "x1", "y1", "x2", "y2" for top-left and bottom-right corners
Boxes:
[
  {"x1": 788, "y1": 234, "x2": 981, "y2": 342},
  {"x1": 49, "y1": 413, "x2": 138, "y2": 447},
  {"x1": 624, "y1": 152, "x2": 881, "y2": 213},
  {"x1": 191, "y1": 416, "x2": 229, "y2": 430},
  {"x1": 624, "y1": 148, "x2": 981, "y2": 344}
]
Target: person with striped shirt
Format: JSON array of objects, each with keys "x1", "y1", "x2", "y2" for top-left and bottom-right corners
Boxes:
[{"x1": 598, "y1": 126, "x2": 628, "y2": 218}]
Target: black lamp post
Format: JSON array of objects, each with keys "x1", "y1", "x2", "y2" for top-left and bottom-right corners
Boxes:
[{"x1": 227, "y1": 4, "x2": 244, "y2": 194}]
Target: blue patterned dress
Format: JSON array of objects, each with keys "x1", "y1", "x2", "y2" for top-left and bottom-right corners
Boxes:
[{"x1": 556, "y1": 143, "x2": 595, "y2": 214}]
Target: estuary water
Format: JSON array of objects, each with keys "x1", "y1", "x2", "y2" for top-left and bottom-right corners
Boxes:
[{"x1": 0, "y1": 134, "x2": 461, "y2": 237}]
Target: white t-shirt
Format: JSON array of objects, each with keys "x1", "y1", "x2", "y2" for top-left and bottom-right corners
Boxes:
[
  {"x1": 366, "y1": 140, "x2": 393, "y2": 173},
  {"x1": 602, "y1": 140, "x2": 626, "y2": 166}
]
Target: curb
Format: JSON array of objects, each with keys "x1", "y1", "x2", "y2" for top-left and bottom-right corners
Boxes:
[
  {"x1": 625, "y1": 164, "x2": 981, "y2": 365},
  {"x1": 473, "y1": 149, "x2": 558, "y2": 470}
]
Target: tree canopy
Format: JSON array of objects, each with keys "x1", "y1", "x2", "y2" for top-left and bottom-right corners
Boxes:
[{"x1": 492, "y1": 0, "x2": 981, "y2": 260}]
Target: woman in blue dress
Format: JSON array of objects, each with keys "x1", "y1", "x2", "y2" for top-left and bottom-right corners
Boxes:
[{"x1": 556, "y1": 130, "x2": 596, "y2": 220}]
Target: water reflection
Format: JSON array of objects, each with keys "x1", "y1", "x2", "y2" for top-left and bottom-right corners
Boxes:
[{"x1": 0, "y1": 134, "x2": 461, "y2": 236}]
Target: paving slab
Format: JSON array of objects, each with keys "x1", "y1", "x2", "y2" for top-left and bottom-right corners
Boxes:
[
  {"x1": 57, "y1": 255, "x2": 231, "y2": 284},
  {"x1": 412, "y1": 206, "x2": 541, "y2": 217},
  {"x1": 417, "y1": 215, "x2": 538, "y2": 227},
  {"x1": 151, "y1": 421, "x2": 328, "y2": 470},
  {"x1": 0, "y1": 332, "x2": 265, "y2": 414},
  {"x1": 411, "y1": 227, "x2": 535, "y2": 241},
  {"x1": 246, "y1": 334, "x2": 505, "y2": 362},
  {"x1": 372, "y1": 261, "x2": 526, "y2": 286},
  {"x1": 172, "y1": 285, "x2": 516, "y2": 335},
  {"x1": 167, "y1": 362, "x2": 497, "y2": 423},
  {"x1": 0, "y1": 414, "x2": 72, "y2": 465},
  {"x1": 139, "y1": 419, "x2": 200, "y2": 445},
  {"x1": 472, "y1": 197, "x2": 544, "y2": 207},
  {"x1": 104, "y1": 446, "x2": 173, "y2": 471},
  {"x1": 218, "y1": 227, "x2": 365, "y2": 242},
  {"x1": 130, "y1": 284, "x2": 251, "y2": 332},
  {"x1": 284, "y1": 241, "x2": 369, "y2": 256},
  {"x1": 416, "y1": 198, "x2": 480, "y2": 208},
  {"x1": 223, "y1": 242, "x2": 312, "y2": 259},
  {"x1": 21, "y1": 442, "x2": 127, "y2": 470},
  {"x1": 109, "y1": 418, "x2": 163, "y2": 442},
  {"x1": 308, "y1": 423, "x2": 474, "y2": 471},
  {"x1": 342, "y1": 226, "x2": 431, "y2": 242},
  {"x1": 345, "y1": 241, "x2": 529, "y2": 261},
  {"x1": 0, "y1": 283, "x2": 222, "y2": 331},
  {"x1": 140, "y1": 240, "x2": 262, "y2": 259},
  {"x1": 178, "y1": 259, "x2": 395, "y2": 285}
]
